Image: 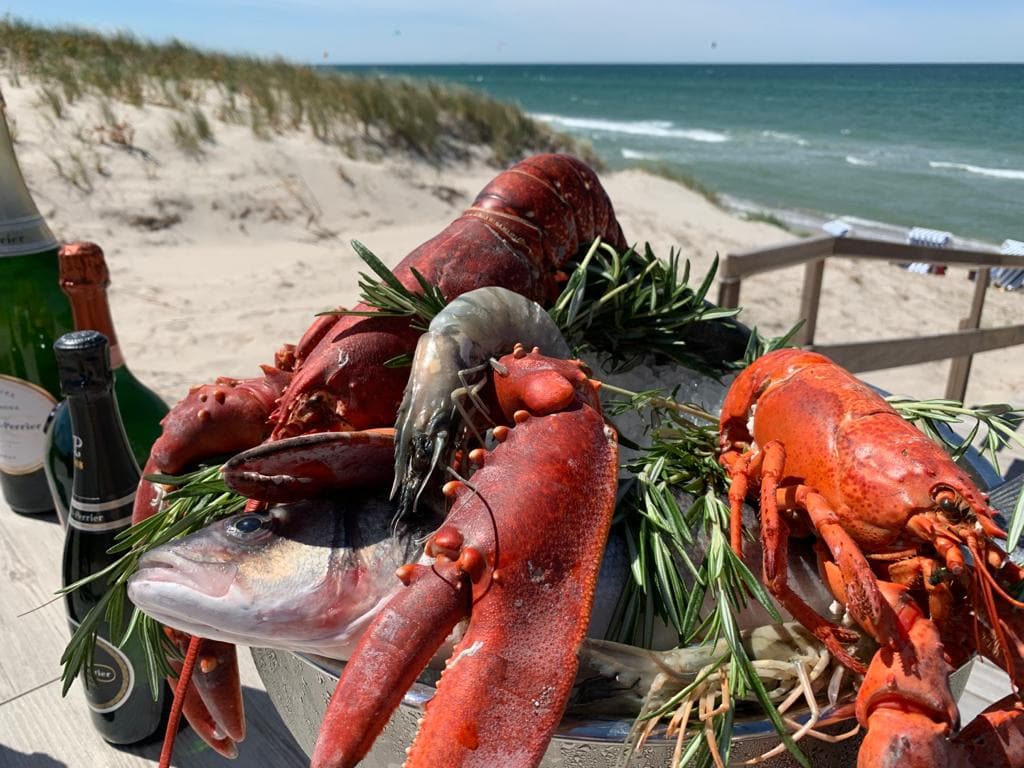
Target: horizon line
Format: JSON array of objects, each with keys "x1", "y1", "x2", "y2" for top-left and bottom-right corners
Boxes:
[{"x1": 321, "y1": 60, "x2": 1023, "y2": 67}]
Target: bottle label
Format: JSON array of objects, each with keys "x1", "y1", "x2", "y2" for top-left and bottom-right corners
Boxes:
[
  {"x1": 0, "y1": 374, "x2": 57, "y2": 474},
  {"x1": 0, "y1": 213, "x2": 58, "y2": 258},
  {"x1": 69, "y1": 490, "x2": 136, "y2": 531},
  {"x1": 69, "y1": 620, "x2": 135, "y2": 713}
]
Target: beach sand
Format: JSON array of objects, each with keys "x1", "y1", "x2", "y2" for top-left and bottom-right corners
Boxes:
[{"x1": 6, "y1": 74, "x2": 1023, "y2": 445}]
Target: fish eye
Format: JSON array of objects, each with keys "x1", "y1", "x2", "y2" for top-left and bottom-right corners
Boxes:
[{"x1": 227, "y1": 514, "x2": 270, "y2": 539}]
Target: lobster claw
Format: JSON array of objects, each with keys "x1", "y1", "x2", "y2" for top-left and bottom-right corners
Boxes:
[
  {"x1": 163, "y1": 630, "x2": 246, "y2": 757},
  {"x1": 222, "y1": 429, "x2": 397, "y2": 503},
  {"x1": 313, "y1": 347, "x2": 619, "y2": 768}
]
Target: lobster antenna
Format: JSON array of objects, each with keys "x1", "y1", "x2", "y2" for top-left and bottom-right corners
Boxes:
[
  {"x1": 969, "y1": 537, "x2": 1016, "y2": 682},
  {"x1": 443, "y1": 464, "x2": 500, "y2": 603},
  {"x1": 971, "y1": 537, "x2": 1024, "y2": 609},
  {"x1": 159, "y1": 635, "x2": 201, "y2": 768}
]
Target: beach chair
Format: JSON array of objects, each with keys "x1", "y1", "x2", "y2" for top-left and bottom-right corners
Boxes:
[
  {"x1": 992, "y1": 239, "x2": 1024, "y2": 291},
  {"x1": 905, "y1": 226, "x2": 951, "y2": 275}
]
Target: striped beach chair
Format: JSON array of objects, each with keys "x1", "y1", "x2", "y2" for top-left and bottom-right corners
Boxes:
[
  {"x1": 992, "y1": 239, "x2": 1024, "y2": 291},
  {"x1": 905, "y1": 226, "x2": 951, "y2": 275}
]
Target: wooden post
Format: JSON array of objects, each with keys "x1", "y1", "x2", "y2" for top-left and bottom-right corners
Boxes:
[
  {"x1": 796, "y1": 258, "x2": 826, "y2": 346},
  {"x1": 945, "y1": 268, "x2": 990, "y2": 402},
  {"x1": 718, "y1": 277, "x2": 741, "y2": 309}
]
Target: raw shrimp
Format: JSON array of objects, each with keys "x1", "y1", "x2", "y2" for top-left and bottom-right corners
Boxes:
[{"x1": 391, "y1": 286, "x2": 572, "y2": 516}]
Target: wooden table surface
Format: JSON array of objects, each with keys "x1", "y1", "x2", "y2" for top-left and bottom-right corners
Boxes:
[{"x1": 0, "y1": 493, "x2": 307, "y2": 768}]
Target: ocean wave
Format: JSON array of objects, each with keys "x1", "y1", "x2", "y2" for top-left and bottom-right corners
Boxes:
[
  {"x1": 531, "y1": 113, "x2": 729, "y2": 142},
  {"x1": 841, "y1": 215, "x2": 910, "y2": 236},
  {"x1": 930, "y1": 161, "x2": 1024, "y2": 181},
  {"x1": 761, "y1": 130, "x2": 807, "y2": 146},
  {"x1": 621, "y1": 148, "x2": 660, "y2": 160},
  {"x1": 845, "y1": 155, "x2": 875, "y2": 167}
]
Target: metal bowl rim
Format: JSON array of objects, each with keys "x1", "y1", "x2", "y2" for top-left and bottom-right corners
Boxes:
[{"x1": 286, "y1": 649, "x2": 857, "y2": 746}]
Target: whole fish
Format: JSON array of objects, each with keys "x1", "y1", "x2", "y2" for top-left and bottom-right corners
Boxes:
[{"x1": 128, "y1": 491, "x2": 631, "y2": 661}]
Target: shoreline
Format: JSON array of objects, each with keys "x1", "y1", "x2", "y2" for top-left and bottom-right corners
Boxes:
[{"x1": 719, "y1": 192, "x2": 1004, "y2": 251}]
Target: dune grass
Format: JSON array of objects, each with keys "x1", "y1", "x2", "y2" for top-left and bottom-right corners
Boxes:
[
  {"x1": 0, "y1": 17, "x2": 595, "y2": 166},
  {"x1": 741, "y1": 210, "x2": 806, "y2": 234}
]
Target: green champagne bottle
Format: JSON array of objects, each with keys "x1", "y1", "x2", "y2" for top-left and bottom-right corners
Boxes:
[
  {"x1": 0, "y1": 86, "x2": 73, "y2": 514},
  {"x1": 56, "y1": 330, "x2": 165, "y2": 744},
  {"x1": 44, "y1": 242, "x2": 170, "y2": 523}
]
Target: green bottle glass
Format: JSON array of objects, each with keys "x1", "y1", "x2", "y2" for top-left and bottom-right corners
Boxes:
[
  {"x1": 56, "y1": 330, "x2": 165, "y2": 744},
  {"x1": 44, "y1": 242, "x2": 170, "y2": 524},
  {"x1": 0, "y1": 86, "x2": 73, "y2": 514}
]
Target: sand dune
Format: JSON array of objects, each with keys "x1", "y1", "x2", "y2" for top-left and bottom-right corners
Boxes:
[{"x1": 5, "y1": 75, "x2": 1021, "y2": 451}]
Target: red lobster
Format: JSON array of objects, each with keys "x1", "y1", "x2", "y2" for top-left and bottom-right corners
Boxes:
[
  {"x1": 310, "y1": 345, "x2": 618, "y2": 767},
  {"x1": 131, "y1": 154, "x2": 627, "y2": 763},
  {"x1": 720, "y1": 348, "x2": 1024, "y2": 768}
]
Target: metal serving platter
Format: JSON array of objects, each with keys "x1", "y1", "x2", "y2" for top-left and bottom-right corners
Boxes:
[{"x1": 252, "y1": 646, "x2": 880, "y2": 768}]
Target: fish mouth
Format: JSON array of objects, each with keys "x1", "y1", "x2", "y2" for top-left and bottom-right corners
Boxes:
[{"x1": 133, "y1": 550, "x2": 240, "y2": 598}]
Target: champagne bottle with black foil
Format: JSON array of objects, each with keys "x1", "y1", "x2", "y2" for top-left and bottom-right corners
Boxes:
[
  {"x1": 56, "y1": 330, "x2": 164, "y2": 744},
  {"x1": 0, "y1": 86, "x2": 73, "y2": 514},
  {"x1": 44, "y1": 242, "x2": 169, "y2": 524}
]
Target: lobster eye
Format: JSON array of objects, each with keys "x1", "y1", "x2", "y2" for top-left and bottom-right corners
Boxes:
[
  {"x1": 932, "y1": 487, "x2": 964, "y2": 518},
  {"x1": 227, "y1": 513, "x2": 271, "y2": 540}
]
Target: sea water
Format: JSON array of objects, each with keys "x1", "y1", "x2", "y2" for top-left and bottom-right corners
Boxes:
[{"x1": 331, "y1": 64, "x2": 1023, "y2": 246}]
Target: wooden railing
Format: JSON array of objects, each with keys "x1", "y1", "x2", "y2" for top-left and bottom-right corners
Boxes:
[{"x1": 717, "y1": 235, "x2": 1024, "y2": 401}]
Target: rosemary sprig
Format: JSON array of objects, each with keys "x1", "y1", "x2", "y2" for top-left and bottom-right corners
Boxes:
[
  {"x1": 322, "y1": 240, "x2": 447, "y2": 333},
  {"x1": 335, "y1": 236, "x2": 749, "y2": 376},
  {"x1": 741, "y1": 321, "x2": 805, "y2": 366},
  {"x1": 606, "y1": 381, "x2": 805, "y2": 768},
  {"x1": 60, "y1": 465, "x2": 246, "y2": 696},
  {"x1": 549, "y1": 239, "x2": 740, "y2": 375}
]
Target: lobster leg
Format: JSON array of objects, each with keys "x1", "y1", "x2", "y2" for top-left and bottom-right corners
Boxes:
[
  {"x1": 169, "y1": 669, "x2": 238, "y2": 759},
  {"x1": 855, "y1": 583, "x2": 961, "y2": 768},
  {"x1": 722, "y1": 447, "x2": 760, "y2": 555},
  {"x1": 726, "y1": 441, "x2": 865, "y2": 672},
  {"x1": 161, "y1": 631, "x2": 245, "y2": 759},
  {"x1": 779, "y1": 482, "x2": 903, "y2": 651}
]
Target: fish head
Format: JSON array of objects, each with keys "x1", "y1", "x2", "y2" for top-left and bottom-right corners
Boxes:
[{"x1": 128, "y1": 493, "x2": 428, "y2": 659}]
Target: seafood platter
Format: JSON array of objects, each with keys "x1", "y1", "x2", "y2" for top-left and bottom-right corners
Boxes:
[{"x1": 68, "y1": 154, "x2": 1024, "y2": 768}]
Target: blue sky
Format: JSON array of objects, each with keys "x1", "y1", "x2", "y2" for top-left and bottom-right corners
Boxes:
[{"x1": 3, "y1": 1, "x2": 1022, "y2": 64}]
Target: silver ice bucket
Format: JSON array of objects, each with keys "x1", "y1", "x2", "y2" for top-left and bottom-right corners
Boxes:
[{"x1": 251, "y1": 647, "x2": 876, "y2": 767}]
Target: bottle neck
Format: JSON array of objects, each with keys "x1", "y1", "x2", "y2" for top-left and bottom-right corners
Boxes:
[
  {"x1": 62, "y1": 285, "x2": 124, "y2": 369},
  {"x1": 66, "y1": 388, "x2": 139, "y2": 516}
]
